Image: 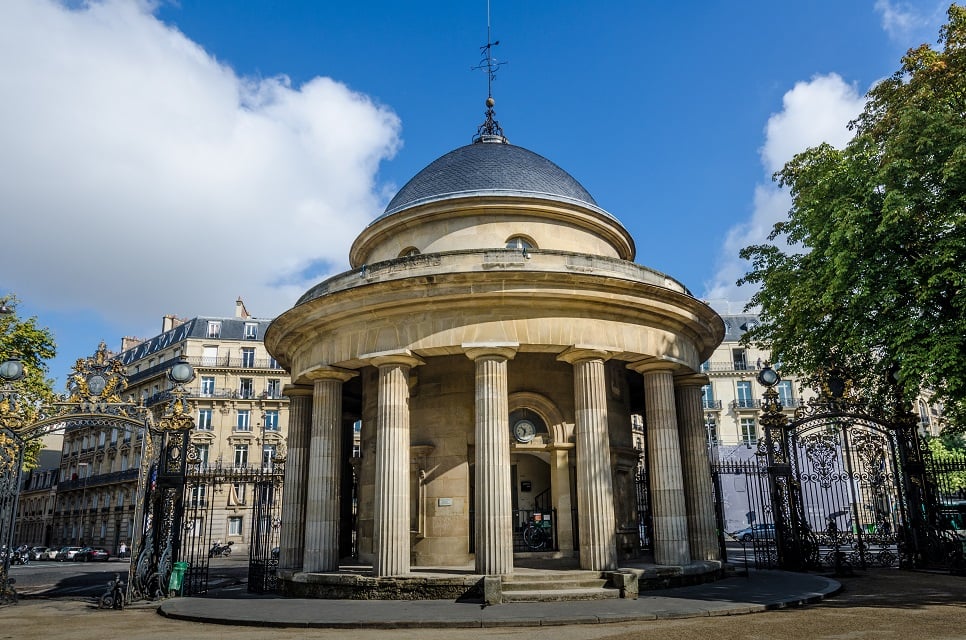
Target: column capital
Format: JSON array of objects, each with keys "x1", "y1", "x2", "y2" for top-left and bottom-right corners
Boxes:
[
  {"x1": 301, "y1": 365, "x2": 358, "y2": 384},
  {"x1": 463, "y1": 342, "x2": 518, "y2": 362},
  {"x1": 361, "y1": 349, "x2": 425, "y2": 369},
  {"x1": 282, "y1": 383, "x2": 315, "y2": 398},
  {"x1": 556, "y1": 345, "x2": 615, "y2": 365},
  {"x1": 627, "y1": 357, "x2": 687, "y2": 375},
  {"x1": 674, "y1": 373, "x2": 710, "y2": 388}
]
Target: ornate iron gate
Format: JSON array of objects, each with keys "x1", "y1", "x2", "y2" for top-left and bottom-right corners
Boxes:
[
  {"x1": 755, "y1": 365, "x2": 961, "y2": 572},
  {"x1": 247, "y1": 459, "x2": 285, "y2": 594}
]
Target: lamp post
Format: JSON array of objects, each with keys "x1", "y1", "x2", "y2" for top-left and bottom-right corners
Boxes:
[{"x1": 0, "y1": 352, "x2": 26, "y2": 586}]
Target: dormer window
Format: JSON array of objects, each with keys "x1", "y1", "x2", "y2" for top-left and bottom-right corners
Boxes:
[
  {"x1": 506, "y1": 236, "x2": 535, "y2": 250},
  {"x1": 399, "y1": 247, "x2": 421, "y2": 258}
]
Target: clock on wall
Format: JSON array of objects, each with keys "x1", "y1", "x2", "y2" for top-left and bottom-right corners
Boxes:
[{"x1": 512, "y1": 419, "x2": 536, "y2": 443}]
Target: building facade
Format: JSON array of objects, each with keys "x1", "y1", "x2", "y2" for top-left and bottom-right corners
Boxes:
[
  {"x1": 266, "y1": 122, "x2": 726, "y2": 581},
  {"x1": 47, "y1": 300, "x2": 291, "y2": 555}
]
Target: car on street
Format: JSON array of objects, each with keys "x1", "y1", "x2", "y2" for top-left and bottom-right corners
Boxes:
[
  {"x1": 74, "y1": 547, "x2": 110, "y2": 562},
  {"x1": 731, "y1": 523, "x2": 776, "y2": 542},
  {"x1": 29, "y1": 546, "x2": 48, "y2": 561},
  {"x1": 45, "y1": 547, "x2": 63, "y2": 560},
  {"x1": 56, "y1": 546, "x2": 83, "y2": 561}
]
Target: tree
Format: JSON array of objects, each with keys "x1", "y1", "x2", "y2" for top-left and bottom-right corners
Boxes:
[
  {"x1": 0, "y1": 294, "x2": 58, "y2": 468},
  {"x1": 738, "y1": 5, "x2": 966, "y2": 429}
]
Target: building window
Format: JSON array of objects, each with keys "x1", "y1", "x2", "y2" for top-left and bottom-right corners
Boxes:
[
  {"x1": 732, "y1": 348, "x2": 747, "y2": 371},
  {"x1": 229, "y1": 482, "x2": 246, "y2": 505},
  {"x1": 234, "y1": 444, "x2": 249, "y2": 467},
  {"x1": 197, "y1": 409, "x2": 213, "y2": 430},
  {"x1": 263, "y1": 410, "x2": 279, "y2": 431},
  {"x1": 202, "y1": 346, "x2": 218, "y2": 366},
  {"x1": 505, "y1": 236, "x2": 534, "y2": 250},
  {"x1": 228, "y1": 516, "x2": 243, "y2": 536},
  {"x1": 207, "y1": 321, "x2": 221, "y2": 338},
  {"x1": 740, "y1": 418, "x2": 757, "y2": 446},
  {"x1": 777, "y1": 380, "x2": 794, "y2": 406},
  {"x1": 190, "y1": 485, "x2": 207, "y2": 507},
  {"x1": 262, "y1": 445, "x2": 276, "y2": 468},
  {"x1": 701, "y1": 384, "x2": 716, "y2": 409},
  {"x1": 244, "y1": 323, "x2": 258, "y2": 340},
  {"x1": 736, "y1": 381, "x2": 754, "y2": 408},
  {"x1": 200, "y1": 376, "x2": 215, "y2": 397},
  {"x1": 266, "y1": 379, "x2": 281, "y2": 399},
  {"x1": 195, "y1": 443, "x2": 209, "y2": 467},
  {"x1": 399, "y1": 246, "x2": 420, "y2": 257},
  {"x1": 236, "y1": 410, "x2": 251, "y2": 431},
  {"x1": 239, "y1": 378, "x2": 254, "y2": 398},
  {"x1": 241, "y1": 348, "x2": 255, "y2": 368}
]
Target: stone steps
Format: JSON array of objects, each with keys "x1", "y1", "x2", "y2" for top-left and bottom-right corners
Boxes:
[{"x1": 497, "y1": 570, "x2": 621, "y2": 603}]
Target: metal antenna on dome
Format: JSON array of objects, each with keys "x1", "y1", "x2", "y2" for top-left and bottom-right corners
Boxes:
[{"x1": 471, "y1": 0, "x2": 507, "y2": 143}]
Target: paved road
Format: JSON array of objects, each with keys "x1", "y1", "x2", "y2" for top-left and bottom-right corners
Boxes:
[{"x1": 1, "y1": 569, "x2": 964, "y2": 640}]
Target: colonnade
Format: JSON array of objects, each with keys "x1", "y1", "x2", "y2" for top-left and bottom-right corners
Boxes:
[{"x1": 278, "y1": 349, "x2": 719, "y2": 577}]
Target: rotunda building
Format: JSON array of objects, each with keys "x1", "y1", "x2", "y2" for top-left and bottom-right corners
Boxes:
[{"x1": 265, "y1": 120, "x2": 725, "y2": 585}]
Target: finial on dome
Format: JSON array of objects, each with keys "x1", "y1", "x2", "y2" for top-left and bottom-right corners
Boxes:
[{"x1": 471, "y1": 2, "x2": 507, "y2": 144}]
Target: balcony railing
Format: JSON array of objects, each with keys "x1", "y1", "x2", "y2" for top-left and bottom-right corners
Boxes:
[
  {"x1": 702, "y1": 399, "x2": 723, "y2": 410},
  {"x1": 701, "y1": 361, "x2": 763, "y2": 372},
  {"x1": 188, "y1": 356, "x2": 283, "y2": 370}
]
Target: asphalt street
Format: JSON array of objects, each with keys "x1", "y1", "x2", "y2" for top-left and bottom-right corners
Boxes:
[{"x1": 1, "y1": 569, "x2": 964, "y2": 640}]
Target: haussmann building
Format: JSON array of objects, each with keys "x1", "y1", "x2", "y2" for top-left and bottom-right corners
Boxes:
[{"x1": 265, "y1": 107, "x2": 725, "y2": 595}]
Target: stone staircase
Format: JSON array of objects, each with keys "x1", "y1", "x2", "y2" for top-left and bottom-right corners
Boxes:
[{"x1": 497, "y1": 570, "x2": 626, "y2": 603}]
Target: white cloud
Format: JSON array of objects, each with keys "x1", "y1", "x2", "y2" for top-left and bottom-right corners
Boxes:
[
  {"x1": 702, "y1": 74, "x2": 866, "y2": 309},
  {"x1": 874, "y1": 0, "x2": 944, "y2": 42},
  {"x1": 0, "y1": 0, "x2": 401, "y2": 327}
]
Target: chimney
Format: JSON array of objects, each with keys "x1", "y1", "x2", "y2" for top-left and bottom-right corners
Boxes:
[
  {"x1": 235, "y1": 297, "x2": 251, "y2": 319},
  {"x1": 161, "y1": 314, "x2": 179, "y2": 333},
  {"x1": 120, "y1": 336, "x2": 143, "y2": 352}
]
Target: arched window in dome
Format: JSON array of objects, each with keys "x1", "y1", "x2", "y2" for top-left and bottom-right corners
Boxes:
[
  {"x1": 399, "y1": 247, "x2": 421, "y2": 258},
  {"x1": 505, "y1": 236, "x2": 536, "y2": 250}
]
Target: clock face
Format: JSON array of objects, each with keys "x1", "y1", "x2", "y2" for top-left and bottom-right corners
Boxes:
[
  {"x1": 87, "y1": 374, "x2": 107, "y2": 396},
  {"x1": 513, "y1": 419, "x2": 536, "y2": 443}
]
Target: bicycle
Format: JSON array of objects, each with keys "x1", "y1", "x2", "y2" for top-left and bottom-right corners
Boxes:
[
  {"x1": 522, "y1": 519, "x2": 552, "y2": 551},
  {"x1": 0, "y1": 577, "x2": 17, "y2": 605}
]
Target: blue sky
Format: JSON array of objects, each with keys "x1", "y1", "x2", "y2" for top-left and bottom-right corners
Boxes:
[{"x1": 0, "y1": 0, "x2": 952, "y2": 388}]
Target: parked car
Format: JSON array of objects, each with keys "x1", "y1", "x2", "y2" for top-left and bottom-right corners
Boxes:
[
  {"x1": 29, "y1": 546, "x2": 48, "y2": 561},
  {"x1": 74, "y1": 547, "x2": 110, "y2": 562},
  {"x1": 731, "y1": 523, "x2": 776, "y2": 542},
  {"x1": 56, "y1": 546, "x2": 83, "y2": 561},
  {"x1": 45, "y1": 547, "x2": 64, "y2": 560}
]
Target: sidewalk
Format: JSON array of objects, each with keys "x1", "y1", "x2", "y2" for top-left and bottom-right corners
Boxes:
[{"x1": 158, "y1": 570, "x2": 840, "y2": 628}]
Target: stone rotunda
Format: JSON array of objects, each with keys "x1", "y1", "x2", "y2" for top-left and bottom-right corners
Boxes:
[{"x1": 265, "y1": 111, "x2": 725, "y2": 594}]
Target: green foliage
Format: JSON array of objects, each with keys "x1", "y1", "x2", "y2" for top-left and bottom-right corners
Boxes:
[
  {"x1": 739, "y1": 5, "x2": 966, "y2": 430},
  {"x1": 0, "y1": 294, "x2": 58, "y2": 468},
  {"x1": 928, "y1": 437, "x2": 966, "y2": 493}
]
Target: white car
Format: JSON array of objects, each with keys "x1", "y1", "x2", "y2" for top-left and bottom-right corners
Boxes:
[{"x1": 57, "y1": 546, "x2": 83, "y2": 561}]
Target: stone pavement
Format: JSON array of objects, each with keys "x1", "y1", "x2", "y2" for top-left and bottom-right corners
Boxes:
[{"x1": 157, "y1": 570, "x2": 839, "y2": 628}]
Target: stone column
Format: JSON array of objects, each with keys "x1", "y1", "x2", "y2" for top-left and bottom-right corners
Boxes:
[
  {"x1": 559, "y1": 348, "x2": 618, "y2": 571},
  {"x1": 369, "y1": 351, "x2": 423, "y2": 577},
  {"x1": 302, "y1": 367, "x2": 357, "y2": 573},
  {"x1": 630, "y1": 361, "x2": 691, "y2": 566},
  {"x1": 676, "y1": 374, "x2": 720, "y2": 562},
  {"x1": 465, "y1": 343, "x2": 517, "y2": 576},
  {"x1": 277, "y1": 384, "x2": 313, "y2": 571}
]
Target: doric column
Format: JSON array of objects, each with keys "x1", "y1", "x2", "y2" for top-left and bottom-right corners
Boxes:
[
  {"x1": 368, "y1": 351, "x2": 423, "y2": 577},
  {"x1": 558, "y1": 347, "x2": 618, "y2": 571},
  {"x1": 675, "y1": 374, "x2": 720, "y2": 562},
  {"x1": 465, "y1": 343, "x2": 517, "y2": 575},
  {"x1": 630, "y1": 361, "x2": 691, "y2": 566},
  {"x1": 302, "y1": 367, "x2": 357, "y2": 573},
  {"x1": 278, "y1": 384, "x2": 313, "y2": 571}
]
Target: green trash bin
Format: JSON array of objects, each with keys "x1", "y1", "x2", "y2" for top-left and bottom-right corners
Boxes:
[{"x1": 168, "y1": 561, "x2": 189, "y2": 595}]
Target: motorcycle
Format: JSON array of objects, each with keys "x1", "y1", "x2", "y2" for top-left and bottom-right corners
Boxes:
[
  {"x1": 208, "y1": 540, "x2": 233, "y2": 558},
  {"x1": 10, "y1": 550, "x2": 29, "y2": 566}
]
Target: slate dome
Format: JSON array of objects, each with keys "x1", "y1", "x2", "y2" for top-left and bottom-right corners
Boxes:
[{"x1": 380, "y1": 139, "x2": 600, "y2": 219}]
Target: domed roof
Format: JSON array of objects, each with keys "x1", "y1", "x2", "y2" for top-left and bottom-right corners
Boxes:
[{"x1": 380, "y1": 140, "x2": 601, "y2": 219}]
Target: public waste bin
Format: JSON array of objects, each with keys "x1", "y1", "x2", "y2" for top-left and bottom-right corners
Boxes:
[{"x1": 168, "y1": 561, "x2": 189, "y2": 595}]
